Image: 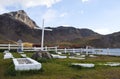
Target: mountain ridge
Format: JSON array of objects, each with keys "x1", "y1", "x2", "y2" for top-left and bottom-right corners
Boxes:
[{"x1": 0, "y1": 10, "x2": 120, "y2": 48}]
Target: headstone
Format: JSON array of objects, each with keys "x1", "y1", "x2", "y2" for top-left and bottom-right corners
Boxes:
[
  {"x1": 17, "y1": 40, "x2": 23, "y2": 53},
  {"x1": 4, "y1": 51, "x2": 13, "y2": 59}
]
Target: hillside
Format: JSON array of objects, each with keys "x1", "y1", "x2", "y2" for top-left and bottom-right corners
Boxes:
[
  {"x1": 68, "y1": 32, "x2": 120, "y2": 48},
  {"x1": 0, "y1": 12, "x2": 41, "y2": 43},
  {"x1": 0, "y1": 10, "x2": 120, "y2": 48}
]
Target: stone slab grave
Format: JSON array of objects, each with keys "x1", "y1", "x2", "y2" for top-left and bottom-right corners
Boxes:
[
  {"x1": 71, "y1": 63, "x2": 95, "y2": 68},
  {"x1": 100, "y1": 62, "x2": 120, "y2": 67},
  {"x1": 13, "y1": 58, "x2": 42, "y2": 71},
  {"x1": 20, "y1": 54, "x2": 27, "y2": 57},
  {"x1": 57, "y1": 52, "x2": 62, "y2": 55},
  {"x1": 89, "y1": 55, "x2": 97, "y2": 57},
  {"x1": 3, "y1": 50, "x2": 14, "y2": 59},
  {"x1": 69, "y1": 56, "x2": 85, "y2": 60},
  {"x1": 51, "y1": 54, "x2": 67, "y2": 59}
]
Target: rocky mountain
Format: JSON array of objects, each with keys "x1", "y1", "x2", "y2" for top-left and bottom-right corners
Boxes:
[
  {"x1": 0, "y1": 10, "x2": 120, "y2": 48},
  {"x1": 3, "y1": 10, "x2": 38, "y2": 29},
  {"x1": 0, "y1": 10, "x2": 99, "y2": 43},
  {"x1": 0, "y1": 10, "x2": 41, "y2": 43}
]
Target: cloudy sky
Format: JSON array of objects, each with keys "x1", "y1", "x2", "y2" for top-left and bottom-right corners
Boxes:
[{"x1": 0, "y1": 0, "x2": 120, "y2": 35}]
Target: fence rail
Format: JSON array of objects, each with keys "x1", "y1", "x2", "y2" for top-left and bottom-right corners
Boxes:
[
  {"x1": 0, "y1": 44, "x2": 82, "y2": 53},
  {"x1": 0, "y1": 44, "x2": 117, "y2": 56}
]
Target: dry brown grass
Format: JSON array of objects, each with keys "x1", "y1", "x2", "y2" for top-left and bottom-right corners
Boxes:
[{"x1": 23, "y1": 42, "x2": 33, "y2": 47}]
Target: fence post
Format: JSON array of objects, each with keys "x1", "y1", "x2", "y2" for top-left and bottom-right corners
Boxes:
[
  {"x1": 86, "y1": 46, "x2": 88, "y2": 55},
  {"x1": 55, "y1": 46, "x2": 57, "y2": 53},
  {"x1": 64, "y1": 48, "x2": 67, "y2": 53},
  {"x1": 80, "y1": 48, "x2": 82, "y2": 54},
  {"x1": 8, "y1": 44, "x2": 10, "y2": 50},
  {"x1": 107, "y1": 48, "x2": 109, "y2": 55},
  {"x1": 21, "y1": 43, "x2": 24, "y2": 51},
  {"x1": 45, "y1": 46, "x2": 47, "y2": 51},
  {"x1": 91, "y1": 48, "x2": 94, "y2": 54},
  {"x1": 73, "y1": 48, "x2": 75, "y2": 53}
]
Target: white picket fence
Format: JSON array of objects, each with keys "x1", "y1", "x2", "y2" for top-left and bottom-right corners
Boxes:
[
  {"x1": 0, "y1": 44, "x2": 32, "y2": 51},
  {"x1": 0, "y1": 44, "x2": 97, "y2": 53},
  {"x1": 0, "y1": 44, "x2": 84, "y2": 53},
  {"x1": 0, "y1": 44, "x2": 111, "y2": 55},
  {"x1": 0, "y1": 44, "x2": 19, "y2": 50},
  {"x1": 0, "y1": 44, "x2": 58, "y2": 52}
]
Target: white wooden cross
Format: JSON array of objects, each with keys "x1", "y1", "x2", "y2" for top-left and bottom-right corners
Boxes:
[{"x1": 34, "y1": 19, "x2": 52, "y2": 51}]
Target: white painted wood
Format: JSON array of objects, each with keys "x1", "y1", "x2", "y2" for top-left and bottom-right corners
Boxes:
[{"x1": 13, "y1": 58, "x2": 42, "y2": 71}]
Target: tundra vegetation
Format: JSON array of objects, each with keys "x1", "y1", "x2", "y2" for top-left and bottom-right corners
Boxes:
[{"x1": 0, "y1": 52, "x2": 120, "y2": 79}]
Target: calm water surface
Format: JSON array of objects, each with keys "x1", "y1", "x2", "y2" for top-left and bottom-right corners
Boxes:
[{"x1": 87, "y1": 48, "x2": 120, "y2": 56}]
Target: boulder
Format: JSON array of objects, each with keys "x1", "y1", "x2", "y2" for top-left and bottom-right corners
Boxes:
[{"x1": 31, "y1": 51, "x2": 52, "y2": 60}]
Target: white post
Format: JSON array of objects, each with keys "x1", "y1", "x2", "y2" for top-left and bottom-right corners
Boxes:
[
  {"x1": 64, "y1": 48, "x2": 67, "y2": 53},
  {"x1": 96, "y1": 50, "x2": 97, "y2": 54},
  {"x1": 73, "y1": 48, "x2": 75, "y2": 53},
  {"x1": 80, "y1": 48, "x2": 82, "y2": 54},
  {"x1": 45, "y1": 46, "x2": 47, "y2": 51},
  {"x1": 8, "y1": 44, "x2": 10, "y2": 50},
  {"x1": 107, "y1": 48, "x2": 109, "y2": 55},
  {"x1": 21, "y1": 43, "x2": 23, "y2": 51},
  {"x1": 86, "y1": 46, "x2": 88, "y2": 55},
  {"x1": 91, "y1": 48, "x2": 94, "y2": 54},
  {"x1": 55, "y1": 46, "x2": 58, "y2": 53},
  {"x1": 41, "y1": 19, "x2": 44, "y2": 51}
]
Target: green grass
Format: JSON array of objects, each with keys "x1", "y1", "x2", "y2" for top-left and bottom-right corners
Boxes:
[{"x1": 0, "y1": 52, "x2": 120, "y2": 79}]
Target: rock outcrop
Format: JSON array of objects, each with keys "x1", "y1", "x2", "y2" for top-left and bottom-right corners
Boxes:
[
  {"x1": 3, "y1": 10, "x2": 38, "y2": 29},
  {"x1": 31, "y1": 51, "x2": 52, "y2": 60}
]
